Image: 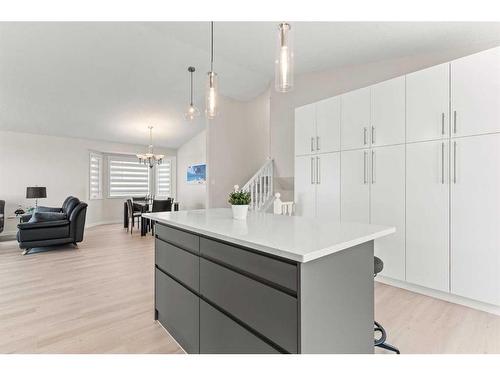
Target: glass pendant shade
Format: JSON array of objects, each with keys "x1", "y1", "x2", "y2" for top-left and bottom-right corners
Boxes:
[
  {"x1": 185, "y1": 104, "x2": 200, "y2": 120},
  {"x1": 185, "y1": 66, "x2": 200, "y2": 121},
  {"x1": 205, "y1": 22, "x2": 218, "y2": 119},
  {"x1": 206, "y1": 71, "x2": 218, "y2": 119},
  {"x1": 275, "y1": 22, "x2": 294, "y2": 93}
]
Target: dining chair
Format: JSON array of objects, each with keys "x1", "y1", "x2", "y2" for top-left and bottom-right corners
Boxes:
[{"x1": 126, "y1": 199, "x2": 142, "y2": 235}]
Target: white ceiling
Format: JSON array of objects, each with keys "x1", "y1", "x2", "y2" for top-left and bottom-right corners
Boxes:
[{"x1": 1, "y1": 22, "x2": 499, "y2": 148}]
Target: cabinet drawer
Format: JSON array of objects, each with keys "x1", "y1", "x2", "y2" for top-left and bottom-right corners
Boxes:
[
  {"x1": 200, "y1": 258, "x2": 297, "y2": 353},
  {"x1": 200, "y1": 300, "x2": 280, "y2": 354},
  {"x1": 155, "y1": 238, "x2": 199, "y2": 291},
  {"x1": 155, "y1": 224, "x2": 199, "y2": 253},
  {"x1": 200, "y1": 237, "x2": 297, "y2": 292},
  {"x1": 155, "y1": 269, "x2": 199, "y2": 353}
]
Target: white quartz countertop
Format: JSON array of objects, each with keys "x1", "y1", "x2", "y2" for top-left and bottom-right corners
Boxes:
[{"x1": 143, "y1": 208, "x2": 395, "y2": 263}]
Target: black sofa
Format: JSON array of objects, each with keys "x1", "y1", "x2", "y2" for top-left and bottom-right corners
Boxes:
[{"x1": 17, "y1": 196, "x2": 88, "y2": 255}]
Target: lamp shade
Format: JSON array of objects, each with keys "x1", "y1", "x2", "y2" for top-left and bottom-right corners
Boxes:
[{"x1": 26, "y1": 186, "x2": 47, "y2": 199}]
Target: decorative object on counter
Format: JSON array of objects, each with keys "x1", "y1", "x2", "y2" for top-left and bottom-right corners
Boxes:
[
  {"x1": 187, "y1": 163, "x2": 206, "y2": 184},
  {"x1": 273, "y1": 192, "x2": 295, "y2": 216},
  {"x1": 136, "y1": 126, "x2": 164, "y2": 168},
  {"x1": 26, "y1": 186, "x2": 47, "y2": 209},
  {"x1": 228, "y1": 185, "x2": 251, "y2": 220}
]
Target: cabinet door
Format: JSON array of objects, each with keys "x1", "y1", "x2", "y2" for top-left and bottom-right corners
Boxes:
[
  {"x1": 370, "y1": 145, "x2": 405, "y2": 281},
  {"x1": 341, "y1": 87, "x2": 371, "y2": 151},
  {"x1": 406, "y1": 63, "x2": 450, "y2": 142},
  {"x1": 316, "y1": 96, "x2": 341, "y2": 153},
  {"x1": 294, "y1": 155, "x2": 316, "y2": 218},
  {"x1": 451, "y1": 134, "x2": 500, "y2": 305},
  {"x1": 371, "y1": 76, "x2": 405, "y2": 147},
  {"x1": 451, "y1": 47, "x2": 500, "y2": 137},
  {"x1": 295, "y1": 104, "x2": 316, "y2": 156},
  {"x1": 406, "y1": 140, "x2": 449, "y2": 292},
  {"x1": 156, "y1": 269, "x2": 199, "y2": 353},
  {"x1": 341, "y1": 149, "x2": 370, "y2": 223},
  {"x1": 315, "y1": 152, "x2": 341, "y2": 220}
]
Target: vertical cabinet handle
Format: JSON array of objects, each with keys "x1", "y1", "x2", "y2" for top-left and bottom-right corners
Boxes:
[
  {"x1": 363, "y1": 151, "x2": 368, "y2": 184},
  {"x1": 311, "y1": 157, "x2": 315, "y2": 184},
  {"x1": 310, "y1": 137, "x2": 315, "y2": 152},
  {"x1": 316, "y1": 136, "x2": 320, "y2": 151},
  {"x1": 371, "y1": 150, "x2": 376, "y2": 184},
  {"x1": 363, "y1": 127, "x2": 367, "y2": 145},
  {"x1": 453, "y1": 110, "x2": 457, "y2": 134},
  {"x1": 371, "y1": 126, "x2": 376, "y2": 144},
  {"x1": 441, "y1": 142, "x2": 445, "y2": 184},
  {"x1": 453, "y1": 141, "x2": 457, "y2": 184},
  {"x1": 441, "y1": 113, "x2": 445, "y2": 135},
  {"x1": 316, "y1": 156, "x2": 321, "y2": 184}
]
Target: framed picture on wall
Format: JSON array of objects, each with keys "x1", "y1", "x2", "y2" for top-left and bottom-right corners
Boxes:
[{"x1": 187, "y1": 163, "x2": 206, "y2": 184}]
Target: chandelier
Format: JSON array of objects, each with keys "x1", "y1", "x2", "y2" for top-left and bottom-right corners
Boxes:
[{"x1": 137, "y1": 126, "x2": 164, "y2": 168}]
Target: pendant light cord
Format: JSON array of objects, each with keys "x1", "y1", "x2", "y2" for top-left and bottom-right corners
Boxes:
[
  {"x1": 190, "y1": 69, "x2": 193, "y2": 105},
  {"x1": 210, "y1": 21, "x2": 214, "y2": 72}
]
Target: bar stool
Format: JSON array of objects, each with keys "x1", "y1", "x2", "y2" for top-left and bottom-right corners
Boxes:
[{"x1": 374, "y1": 256, "x2": 401, "y2": 354}]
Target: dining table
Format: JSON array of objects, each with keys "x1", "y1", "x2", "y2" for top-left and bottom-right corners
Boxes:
[{"x1": 123, "y1": 200, "x2": 179, "y2": 236}]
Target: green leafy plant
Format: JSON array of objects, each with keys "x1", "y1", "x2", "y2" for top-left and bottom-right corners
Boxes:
[{"x1": 228, "y1": 185, "x2": 251, "y2": 205}]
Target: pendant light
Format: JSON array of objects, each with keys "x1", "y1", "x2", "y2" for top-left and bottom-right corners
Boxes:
[
  {"x1": 136, "y1": 126, "x2": 164, "y2": 168},
  {"x1": 205, "y1": 21, "x2": 218, "y2": 119},
  {"x1": 185, "y1": 66, "x2": 200, "y2": 120},
  {"x1": 275, "y1": 22, "x2": 294, "y2": 92}
]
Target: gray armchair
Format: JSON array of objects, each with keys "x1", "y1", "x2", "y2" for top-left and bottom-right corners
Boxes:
[{"x1": 17, "y1": 197, "x2": 88, "y2": 255}]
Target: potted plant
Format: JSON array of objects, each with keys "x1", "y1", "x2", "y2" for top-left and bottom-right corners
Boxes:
[{"x1": 228, "y1": 185, "x2": 251, "y2": 220}]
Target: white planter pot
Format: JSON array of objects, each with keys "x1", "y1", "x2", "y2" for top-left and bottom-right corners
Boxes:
[{"x1": 231, "y1": 205, "x2": 249, "y2": 220}]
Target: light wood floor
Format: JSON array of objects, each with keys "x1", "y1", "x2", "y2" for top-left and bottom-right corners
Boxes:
[{"x1": 1, "y1": 224, "x2": 499, "y2": 354}]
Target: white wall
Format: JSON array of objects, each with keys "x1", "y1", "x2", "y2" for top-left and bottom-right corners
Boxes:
[
  {"x1": 207, "y1": 90, "x2": 271, "y2": 208},
  {"x1": 269, "y1": 43, "x2": 500, "y2": 200},
  {"x1": 0, "y1": 130, "x2": 175, "y2": 235},
  {"x1": 176, "y1": 130, "x2": 207, "y2": 210}
]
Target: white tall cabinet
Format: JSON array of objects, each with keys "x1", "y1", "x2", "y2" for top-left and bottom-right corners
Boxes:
[
  {"x1": 370, "y1": 145, "x2": 406, "y2": 281},
  {"x1": 371, "y1": 76, "x2": 406, "y2": 147},
  {"x1": 294, "y1": 98, "x2": 341, "y2": 221},
  {"x1": 406, "y1": 140, "x2": 450, "y2": 292},
  {"x1": 451, "y1": 133, "x2": 500, "y2": 305},
  {"x1": 406, "y1": 63, "x2": 450, "y2": 142},
  {"x1": 451, "y1": 47, "x2": 500, "y2": 137},
  {"x1": 341, "y1": 87, "x2": 371, "y2": 151},
  {"x1": 340, "y1": 149, "x2": 370, "y2": 223},
  {"x1": 294, "y1": 46, "x2": 500, "y2": 309}
]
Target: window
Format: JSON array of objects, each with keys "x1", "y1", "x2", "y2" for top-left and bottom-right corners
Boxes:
[
  {"x1": 108, "y1": 155, "x2": 150, "y2": 198},
  {"x1": 89, "y1": 152, "x2": 103, "y2": 200},
  {"x1": 156, "y1": 159, "x2": 174, "y2": 198}
]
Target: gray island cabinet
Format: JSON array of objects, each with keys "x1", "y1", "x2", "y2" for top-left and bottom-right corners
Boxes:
[{"x1": 143, "y1": 208, "x2": 394, "y2": 354}]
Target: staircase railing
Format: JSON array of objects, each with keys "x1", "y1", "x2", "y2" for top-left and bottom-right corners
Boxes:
[{"x1": 241, "y1": 159, "x2": 273, "y2": 211}]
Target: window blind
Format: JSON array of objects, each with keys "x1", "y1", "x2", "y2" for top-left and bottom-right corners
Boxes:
[
  {"x1": 108, "y1": 156, "x2": 150, "y2": 198},
  {"x1": 156, "y1": 160, "x2": 172, "y2": 198},
  {"x1": 89, "y1": 152, "x2": 103, "y2": 200}
]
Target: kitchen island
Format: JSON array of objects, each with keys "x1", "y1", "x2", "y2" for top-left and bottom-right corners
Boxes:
[{"x1": 143, "y1": 208, "x2": 395, "y2": 354}]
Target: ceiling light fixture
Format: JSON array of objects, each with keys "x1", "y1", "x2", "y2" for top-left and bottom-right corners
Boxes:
[
  {"x1": 205, "y1": 21, "x2": 218, "y2": 119},
  {"x1": 185, "y1": 66, "x2": 200, "y2": 121},
  {"x1": 137, "y1": 126, "x2": 164, "y2": 168},
  {"x1": 275, "y1": 22, "x2": 294, "y2": 93}
]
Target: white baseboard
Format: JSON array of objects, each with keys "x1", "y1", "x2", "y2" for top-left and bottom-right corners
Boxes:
[
  {"x1": 86, "y1": 220, "x2": 121, "y2": 228},
  {"x1": 377, "y1": 275, "x2": 500, "y2": 316}
]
